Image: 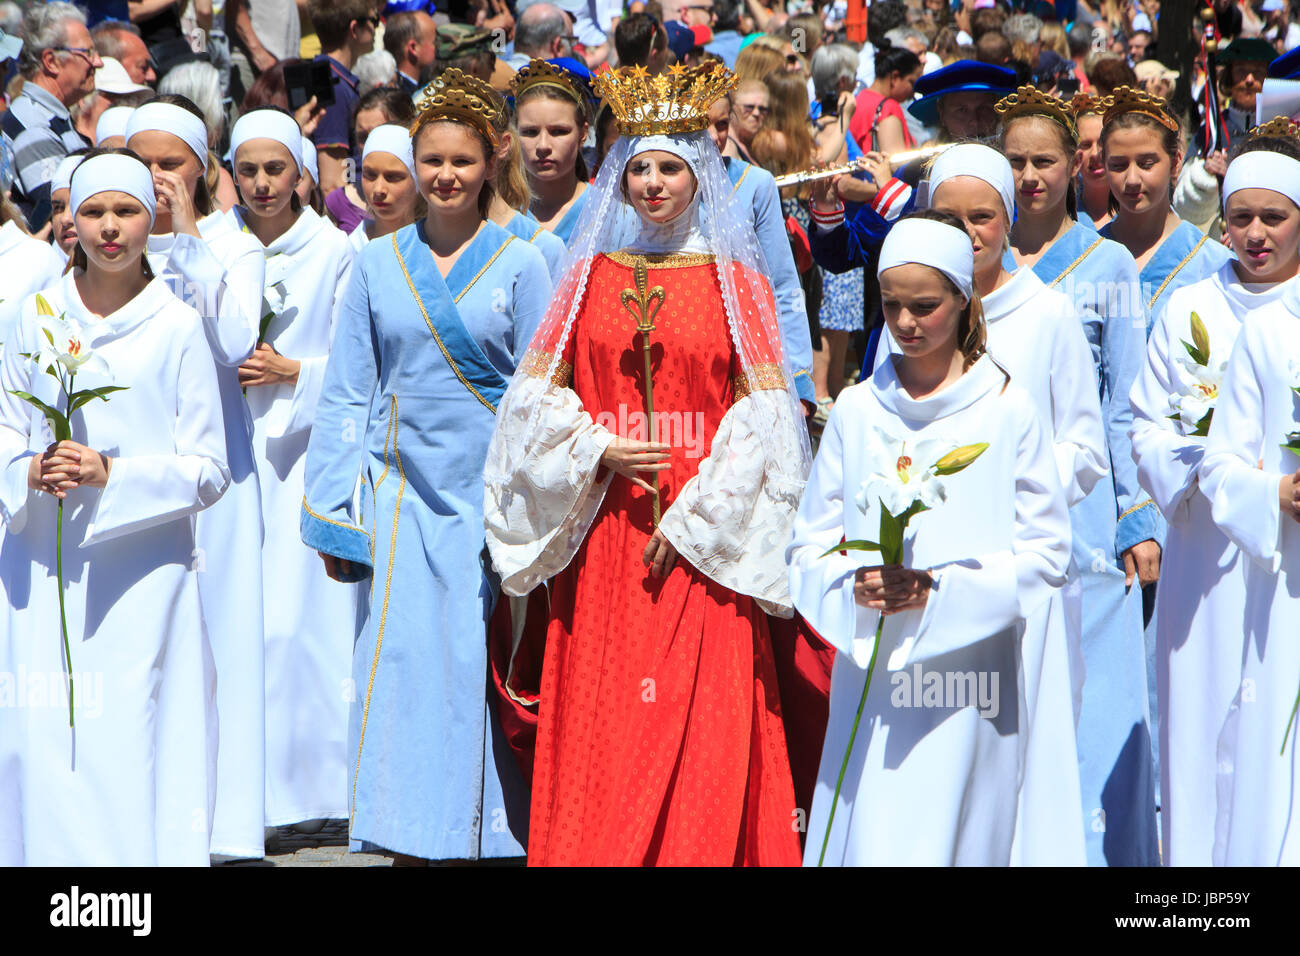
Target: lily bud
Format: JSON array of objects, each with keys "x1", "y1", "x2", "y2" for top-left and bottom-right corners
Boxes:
[
  {"x1": 34, "y1": 294, "x2": 57, "y2": 318},
  {"x1": 932, "y1": 442, "x2": 990, "y2": 476}
]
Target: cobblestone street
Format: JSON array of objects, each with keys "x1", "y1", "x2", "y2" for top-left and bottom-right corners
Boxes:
[{"x1": 216, "y1": 822, "x2": 392, "y2": 867}]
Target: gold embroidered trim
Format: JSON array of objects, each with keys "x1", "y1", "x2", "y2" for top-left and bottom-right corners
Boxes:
[
  {"x1": 607, "y1": 250, "x2": 716, "y2": 269},
  {"x1": 733, "y1": 362, "x2": 786, "y2": 400},
  {"x1": 1049, "y1": 236, "x2": 1104, "y2": 289},
  {"x1": 302, "y1": 497, "x2": 365, "y2": 534},
  {"x1": 1147, "y1": 234, "x2": 1211, "y2": 311},
  {"x1": 1119, "y1": 498, "x2": 1156, "y2": 521},
  {"x1": 393, "y1": 232, "x2": 498, "y2": 414},
  {"x1": 520, "y1": 348, "x2": 573, "y2": 386},
  {"x1": 351, "y1": 394, "x2": 406, "y2": 833}
]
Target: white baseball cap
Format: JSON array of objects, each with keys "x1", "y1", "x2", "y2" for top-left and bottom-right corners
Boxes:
[{"x1": 95, "y1": 57, "x2": 150, "y2": 95}]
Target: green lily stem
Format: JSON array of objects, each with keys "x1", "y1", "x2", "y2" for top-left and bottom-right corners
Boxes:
[
  {"x1": 57, "y1": 497, "x2": 72, "y2": 728},
  {"x1": 1282, "y1": 684, "x2": 1300, "y2": 756},
  {"x1": 817, "y1": 612, "x2": 885, "y2": 867},
  {"x1": 59, "y1": 370, "x2": 74, "y2": 729}
]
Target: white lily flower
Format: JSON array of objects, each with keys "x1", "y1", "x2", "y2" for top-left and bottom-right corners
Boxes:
[
  {"x1": 34, "y1": 314, "x2": 109, "y2": 378},
  {"x1": 1169, "y1": 352, "x2": 1225, "y2": 433},
  {"x1": 854, "y1": 435, "x2": 952, "y2": 517}
]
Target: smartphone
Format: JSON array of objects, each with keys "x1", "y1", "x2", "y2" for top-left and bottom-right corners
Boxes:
[{"x1": 284, "y1": 59, "x2": 335, "y2": 112}]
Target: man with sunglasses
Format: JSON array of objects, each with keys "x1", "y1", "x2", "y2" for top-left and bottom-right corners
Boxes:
[
  {"x1": 1, "y1": 2, "x2": 102, "y2": 231},
  {"x1": 307, "y1": 0, "x2": 379, "y2": 195}
]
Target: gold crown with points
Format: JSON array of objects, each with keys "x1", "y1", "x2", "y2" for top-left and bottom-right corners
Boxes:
[
  {"x1": 1069, "y1": 91, "x2": 1107, "y2": 118},
  {"x1": 593, "y1": 62, "x2": 738, "y2": 136},
  {"x1": 995, "y1": 85, "x2": 1078, "y2": 139},
  {"x1": 510, "y1": 57, "x2": 586, "y2": 108},
  {"x1": 1102, "y1": 85, "x2": 1180, "y2": 133},
  {"x1": 413, "y1": 67, "x2": 502, "y2": 146},
  {"x1": 1248, "y1": 115, "x2": 1300, "y2": 141}
]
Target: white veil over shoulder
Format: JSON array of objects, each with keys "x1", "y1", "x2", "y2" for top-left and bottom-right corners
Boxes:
[{"x1": 484, "y1": 122, "x2": 812, "y2": 614}]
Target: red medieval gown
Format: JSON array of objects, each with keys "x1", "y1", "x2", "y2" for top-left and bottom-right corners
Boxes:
[{"x1": 526, "y1": 250, "x2": 802, "y2": 866}]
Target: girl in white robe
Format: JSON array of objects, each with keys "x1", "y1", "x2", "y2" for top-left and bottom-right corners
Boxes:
[
  {"x1": 1130, "y1": 138, "x2": 1300, "y2": 866},
  {"x1": 346, "y1": 124, "x2": 422, "y2": 256},
  {"x1": 789, "y1": 212, "x2": 1072, "y2": 865},
  {"x1": 1198, "y1": 149, "x2": 1300, "y2": 867},
  {"x1": 126, "y1": 97, "x2": 270, "y2": 860},
  {"x1": 229, "y1": 108, "x2": 358, "y2": 829},
  {"x1": 0, "y1": 151, "x2": 229, "y2": 866},
  {"x1": 873, "y1": 146, "x2": 1105, "y2": 864}
]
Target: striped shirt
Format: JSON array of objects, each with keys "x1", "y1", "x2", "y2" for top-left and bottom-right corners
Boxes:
[{"x1": 1, "y1": 82, "x2": 90, "y2": 227}]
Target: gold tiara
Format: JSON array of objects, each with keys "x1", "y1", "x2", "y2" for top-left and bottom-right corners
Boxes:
[
  {"x1": 593, "y1": 62, "x2": 738, "y2": 136},
  {"x1": 1248, "y1": 116, "x2": 1300, "y2": 141},
  {"x1": 1102, "y1": 85, "x2": 1179, "y2": 134},
  {"x1": 413, "y1": 67, "x2": 501, "y2": 146},
  {"x1": 510, "y1": 57, "x2": 586, "y2": 108},
  {"x1": 1069, "y1": 91, "x2": 1106, "y2": 118},
  {"x1": 995, "y1": 85, "x2": 1078, "y2": 139}
]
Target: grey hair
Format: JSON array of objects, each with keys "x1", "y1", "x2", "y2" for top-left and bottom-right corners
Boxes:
[
  {"x1": 90, "y1": 19, "x2": 143, "y2": 64},
  {"x1": 810, "y1": 43, "x2": 858, "y2": 100},
  {"x1": 0, "y1": 1, "x2": 23, "y2": 35},
  {"x1": 18, "y1": 1, "x2": 87, "y2": 79},
  {"x1": 1067, "y1": 21, "x2": 1091, "y2": 56},
  {"x1": 884, "y1": 26, "x2": 928, "y2": 51},
  {"x1": 354, "y1": 49, "x2": 397, "y2": 96},
  {"x1": 1002, "y1": 13, "x2": 1042, "y2": 46},
  {"x1": 159, "y1": 62, "x2": 225, "y2": 146},
  {"x1": 515, "y1": 3, "x2": 568, "y2": 57}
]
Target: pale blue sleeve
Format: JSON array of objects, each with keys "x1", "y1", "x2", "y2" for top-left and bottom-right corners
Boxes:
[{"x1": 750, "y1": 171, "x2": 815, "y2": 404}]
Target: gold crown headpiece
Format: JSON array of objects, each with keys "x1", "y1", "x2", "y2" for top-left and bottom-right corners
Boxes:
[
  {"x1": 1069, "y1": 91, "x2": 1106, "y2": 119},
  {"x1": 1102, "y1": 85, "x2": 1179, "y2": 134},
  {"x1": 510, "y1": 57, "x2": 586, "y2": 109},
  {"x1": 593, "y1": 62, "x2": 738, "y2": 136},
  {"x1": 413, "y1": 67, "x2": 502, "y2": 146},
  {"x1": 995, "y1": 85, "x2": 1078, "y2": 140},
  {"x1": 1248, "y1": 116, "x2": 1300, "y2": 141}
]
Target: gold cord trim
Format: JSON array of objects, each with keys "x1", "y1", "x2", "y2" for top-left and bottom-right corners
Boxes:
[
  {"x1": 527, "y1": 225, "x2": 545, "y2": 242},
  {"x1": 351, "y1": 394, "x2": 406, "y2": 833},
  {"x1": 453, "y1": 236, "x2": 515, "y2": 303},
  {"x1": 393, "y1": 231, "x2": 498, "y2": 414},
  {"x1": 1048, "y1": 236, "x2": 1104, "y2": 289},
  {"x1": 731, "y1": 164, "x2": 750, "y2": 193},
  {"x1": 1147, "y1": 234, "x2": 1211, "y2": 311},
  {"x1": 302, "y1": 496, "x2": 365, "y2": 534},
  {"x1": 607, "y1": 250, "x2": 716, "y2": 269},
  {"x1": 1119, "y1": 498, "x2": 1156, "y2": 521}
]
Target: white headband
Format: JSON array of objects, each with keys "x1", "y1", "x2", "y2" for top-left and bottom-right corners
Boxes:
[
  {"x1": 300, "y1": 135, "x2": 319, "y2": 183},
  {"x1": 95, "y1": 106, "x2": 134, "y2": 145},
  {"x1": 230, "y1": 110, "x2": 304, "y2": 174},
  {"x1": 1221, "y1": 150, "x2": 1300, "y2": 212},
  {"x1": 50, "y1": 153, "x2": 84, "y2": 194},
  {"x1": 924, "y1": 143, "x2": 1017, "y2": 224},
  {"x1": 126, "y1": 102, "x2": 211, "y2": 171},
  {"x1": 69, "y1": 153, "x2": 157, "y2": 224},
  {"x1": 878, "y1": 217, "x2": 975, "y2": 300},
  {"x1": 362, "y1": 124, "x2": 416, "y2": 179}
]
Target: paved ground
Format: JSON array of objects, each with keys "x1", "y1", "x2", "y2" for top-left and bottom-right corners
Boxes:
[{"x1": 215, "y1": 821, "x2": 392, "y2": 867}]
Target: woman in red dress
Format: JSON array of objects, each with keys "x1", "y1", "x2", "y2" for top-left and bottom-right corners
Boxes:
[{"x1": 485, "y1": 63, "x2": 812, "y2": 866}]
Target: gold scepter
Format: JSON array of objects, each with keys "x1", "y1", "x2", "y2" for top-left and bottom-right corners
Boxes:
[{"x1": 620, "y1": 256, "x2": 666, "y2": 525}]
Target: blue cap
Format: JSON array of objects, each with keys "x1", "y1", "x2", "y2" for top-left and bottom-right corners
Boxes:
[
  {"x1": 383, "y1": 0, "x2": 436, "y2": 13},
  {"x1": 907, "y1": 60, "x2": 1017, "y2": 126},
  {"x1": 664, "y1": 21, "x2": 695, "y2": 61},
  {"x1": 1269, "y1": 45, "x2": 1300, "y2": 79}
]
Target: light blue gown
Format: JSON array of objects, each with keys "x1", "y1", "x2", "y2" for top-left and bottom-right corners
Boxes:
[
  {"x1": 300, "y1": 220, "x2": 551, "y2": 860},
  {"x1": 1100, "y1": 215, "x2": 1232, "y2": 841},
  {"x1": 549, "y1": 188, "x2": 590, "y2": 245},
  {"x1": 725, "y1": 156, "x2": 817, "y2": 404},
  {"x1": 1008, "y1": 220, "x2": 1159, "y2": 865},
  {"x1": 503, "y1": 210, "x2": 569, "y2": 282}
]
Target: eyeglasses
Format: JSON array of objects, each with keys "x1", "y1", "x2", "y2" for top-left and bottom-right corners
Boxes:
[
  {"x1": 52, "y1": 45, "x2": 98, "y2": 64},
  {"x1": 736, "y1": 103, "x2": 770, "y2": 114}
]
